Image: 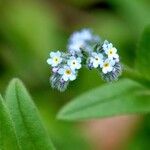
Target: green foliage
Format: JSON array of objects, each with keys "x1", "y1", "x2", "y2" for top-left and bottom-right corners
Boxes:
[
  {"x1": 108, "y1": 0, "x2": 150, "y2": 32},
  {"x1": 0, "y1": 0, "x2": 150, "y2": 149},
  {"x1": 57, "y1": 25, "x2": 150, "y2": 121},
  {"x1": 135, "y1": 26, "x2": 150, "y2": 81},
  {"x1": 0, "y1": 0, "x2": 63, "y2": 88},
  {"x1": 57, "y1": 79, "x2": 150, "y2": 120},
  {"x1": 0, "y1": 95, "x2": 20, "y2": 150},
  {"x1": 5, "y1": 79, "x2": 55, "y2": 150}
]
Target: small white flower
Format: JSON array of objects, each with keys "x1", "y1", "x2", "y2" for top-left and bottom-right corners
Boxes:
[
  {"x1": 68, "y1": 29, "x2": 100, "y2": 53},
  {"x1": 89, "y1": 52, "x2": 103, "y2": 68},
  {"x1": 102, "y1": 40, "x2": 119, "y2": 60},
  {"x1": 67, "y1": 56, "x2": 82, "y2": 70},
  {"x1": 102, "y1": 59, "x2": 115, "y2": 74},
  {"x1": 47, "y1": 51, "x2": 62, "y2": 67},
  {"x1": 70, "y1": 29, "x2": 93, "y2": 43},
  {"x1": 68, "y1": 40, "x2": 85, "y2": 52},
  {"x1": 58, "y1": 66, "x2": 76, "y2": 81}
]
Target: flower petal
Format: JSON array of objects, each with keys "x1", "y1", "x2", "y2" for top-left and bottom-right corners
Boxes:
[
  {"x1": 58, "y1": 68, "x2": 64, "y2": 75},
  {"x1": 77, "y1": 57, "x2": 81, "y2": 63},
  {"x1": 62, "y1": 75, "x2": 68, "y2": 81},
  {"x1": 47, "y1": 58, "x2": 52, "y2": 65},
  {"x1": 76, "y1": 64, "x2": 81, "y2": 69},
  {"x1": 69, "y1": 74, "x2": 76, "y2": 81},
  {"x1": 50, "y1": 52, "x2": 56, "y2": 57},
  {"x1": 107, "y1": 66, "x2": 113, "y2": 72},
  {"x1": 102, "y1": 68, "x2": 108, "y2": 74},
  {"x1": 113, "y1": 47, "x2": 117, "y2": 53},
  {"x1": 56, "y1": 51, "x2": 61, "y2": 57}
]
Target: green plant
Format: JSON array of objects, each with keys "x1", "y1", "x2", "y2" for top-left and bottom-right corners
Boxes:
[
  {"x1": 57, "y1": 26, "x2": 150, "y2": 121},
  {"x1": 0, "y1": 79, "x2": 55, "y2": 150}
]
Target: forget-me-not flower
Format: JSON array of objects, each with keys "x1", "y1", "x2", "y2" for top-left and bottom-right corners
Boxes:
[
  {"x1": 102, "y1": 40, "x2": 119, "y2": 60},
  {"x1": 47, "y1": 28, "x2": 122, "y2": 92},
  {"x1": 67, "y1": 56, "x2": 82, "y2": 70},
  {"x1": 47, "y1": 51, "x2": 62, "y2": 67},
  {"x1": 68, "y1": 29, "x2": 100, "y2": 53},
  {"x1": 89, "y1": 52, "x2": 103, "y2": 68},
  {"x1": 58, "y1": 66, "x2": 76, "y2": 81},
  {"x1": 101, "y1": 59, "x2": 115, "y2": 74}
]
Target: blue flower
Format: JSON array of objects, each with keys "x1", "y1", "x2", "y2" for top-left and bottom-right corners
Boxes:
[
  {"x1": 47, "y1": 51, "x2": 62, "y2": 67},
  {"x1": 47, "y1": 29, "x2": 122, "y2": 92},
  {"x1": 67, "y1": 56, "x2": 82, "y2": 70},
  {"x1": 88, "y1": 52, "x2": 104, "y2": 68},
  {"x1": 58, "y1": 66, "x2": 77, "y2": 81},
  {"x1": 67, "y1": 29, "x2": 100, "y2": 54},
  {"x1": 101, "y1": 59, "x2": 115, "y2": 74},
  {"x1": 102, "y1": 40, "x2": 119, "y2": 61}
]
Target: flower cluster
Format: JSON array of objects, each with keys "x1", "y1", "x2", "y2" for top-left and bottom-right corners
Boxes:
[
  {"x1": 47, "y1": 51, "x2": 81, "y2": 92},
  {"x1": 47, "y1": 29, "x2": 122, "y2": 92},
  {"x1": 68, "y1": 29, "x2": 100, "y2": 54}
]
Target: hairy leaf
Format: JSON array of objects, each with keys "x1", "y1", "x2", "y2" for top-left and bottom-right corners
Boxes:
[{"x1": 5, "y1": 79, "x2": 55, "y2": 150}]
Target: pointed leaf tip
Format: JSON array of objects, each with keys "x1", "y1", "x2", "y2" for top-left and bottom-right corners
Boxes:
[{"x1": 5, "y1": 78, "x2": 55, "y2": 150}]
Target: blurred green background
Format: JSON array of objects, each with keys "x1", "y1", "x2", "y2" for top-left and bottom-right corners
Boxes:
[{"x1": 0, "y1": 0, "x2": 150, "y2": 149}]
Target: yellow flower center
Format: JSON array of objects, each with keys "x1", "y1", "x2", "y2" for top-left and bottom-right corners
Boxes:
[
  {"x1": 54, "y1": 57, "x2": 58, "y2": 62},
  {"x1": 104, "y1": 63, "x2": 109, "y2": 67},
  {"x1": 65, "y1": 69, "x2": 71, "y2": 75},
  {"x1": 109, "y1": 49, "x2": 113, "y2": 55}
]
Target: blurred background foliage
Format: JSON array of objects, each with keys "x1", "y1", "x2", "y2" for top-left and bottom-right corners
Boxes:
[{"x1": 0, "y1": 0, "x2": 149, "y2": 149}]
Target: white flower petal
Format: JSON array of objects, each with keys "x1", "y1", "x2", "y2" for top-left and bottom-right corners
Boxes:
[
  {"x1": 50, "y1": 52, "x2": 56, "y2": 57},
  {"x1": 98, "y1": 53, "x2": 103, "y2": 59},
  {"x1": 67, "y1": 60, "x2": 72, "y2": 66},
  {"x1": 91, "y1": 52, "x2": 97, "y2": 57},
  {"x1": 107, "y1": 66, "x2": 113, "y2": 72},
  {"x1": 110, "y1": 60, "x2": 115, "y2": 66},
  {"x1": 59, "y1": 57, "x2": 62, "y2": 63},
  {"x1": 100, "y1": 63, "x2": 103, "y2": 68},
  {"x1": 58, "y1": 68, "x2": 64, "y2": 75},
  {"x1": 51, "y1": 63, "x2": 57, "y2": 67},
  {"x1": 47, "y1": 58, "x2": 52, "y2": 65},
  {"x1": 64, "y1": 66, "x2": 70, "y2": 70},
  {"x1": 99, "y1": 60, "x2": 104, "y2": 66},
  {"x1": 77, "y1": 57, "x2": 81, "y2": 63},
  {"x1": 93, "y1": 62, "x2": 98, "y2": 68},
  {"x1": 114, "y1": 53, "x2": 119, "y2": 59},
  {"x1": 69, "y1": 74, "x2": 76, "y2": 81},
  {"x1": 56, "y1": 51, "x2": 61, "y2": 57},
  {"x1": 76, "y1": 64, "x2": 81, "y2": 69},
  {"x1": 102, "y1": 68, "x2": 108, "y2": 74},
  {"x1": 113, "y1": 47, "x2": 117, "y2": 53},
  {"x1": 108, "y1": 43, "x2": 113, "y2": 49},
  {"x1": 115, "y1": 58, "x2": 120, "y2": 62},
  {"x1": 68, "y1": 28, "x2": 99, "y2": 54},
  {"x1": 62, "y1": 75, "x2": 68, "y2": 81}
]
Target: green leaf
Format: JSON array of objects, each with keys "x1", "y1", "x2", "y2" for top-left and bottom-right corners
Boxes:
[
  {"x1": 5, "y1": 79, "x2": 55, "y2": 150},
  {"x1": 108, "y1": 0, "x2": 150, "y2": 32},
  {"x1": 0, "y1": 95, "x2": 20, "y2": 150},
  {"x1": 135, "y1": 25, "x2": 150, "y2": 80},
  {"x1": 57, "y1": 79, "x2": 149, "y2": 121}
]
